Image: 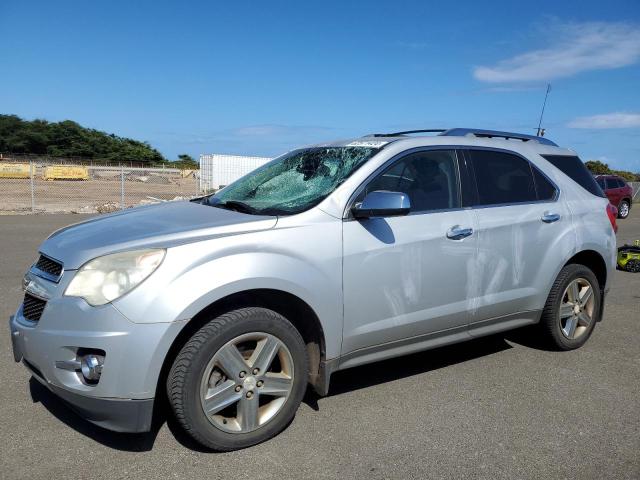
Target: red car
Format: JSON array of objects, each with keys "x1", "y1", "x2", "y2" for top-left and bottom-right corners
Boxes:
[{"x1": 595, "y1": 175, "x2": 633, "y2": 219}]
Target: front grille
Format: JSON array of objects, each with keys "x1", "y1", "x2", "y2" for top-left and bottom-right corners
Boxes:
[
  {"x1": 22, "y1": 293, "x2": 47, "y2": 322},
  {"x1": 34, "y1": 255, "x2": 63, "y2": 278}
]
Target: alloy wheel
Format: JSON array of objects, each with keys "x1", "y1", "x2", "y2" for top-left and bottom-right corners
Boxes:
[
  {"x1": 619, "y1": 202, "x2": 629, "y2": 218},
  {"x1": 558, "y1": 278, "x2": 595, "y2": 340},
  {"x1": 199, "y1": 332, "x2": 294, "y2": 433}
]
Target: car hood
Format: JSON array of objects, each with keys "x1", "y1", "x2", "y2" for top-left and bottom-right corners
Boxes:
[{"x1": 39, "y1": 201, "x2": 278, "y2": 269}]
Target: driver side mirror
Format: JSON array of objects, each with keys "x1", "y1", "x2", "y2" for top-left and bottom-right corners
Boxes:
[{"x1": 352, "y1": 190, "x2": 411, "y2": 219}]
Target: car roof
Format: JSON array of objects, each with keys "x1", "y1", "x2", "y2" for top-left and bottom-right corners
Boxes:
[
  {"x1": 310, "y1": 128, "x2": 575, "y2": 157},
  {"x1": 595, "y1": 174, "x2": 623, "y2": 179}
]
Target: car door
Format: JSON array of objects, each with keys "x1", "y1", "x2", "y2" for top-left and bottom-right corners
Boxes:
[
  {"x1": 606, "y1": 178, "x2": 622, "y2": 206},
  {"x1": 341, "y1": 149, "x2": 477, "y2": 356},
  {"x1": 464, "y1": 148, "x2": 573, "y2": 332}
]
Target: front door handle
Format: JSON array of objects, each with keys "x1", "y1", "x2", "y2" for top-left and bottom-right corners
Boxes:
[
  {"x1": 446, "y1": 225, "x2": 473, "y2": 240},
  {"x1": 541, "y1": 211, "x2": 560, "y2": 223}
]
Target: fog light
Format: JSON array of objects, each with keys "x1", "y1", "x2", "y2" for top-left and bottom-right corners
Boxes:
[{"x1": 80, "y1": 354, "x2": 104, "y2": 383}]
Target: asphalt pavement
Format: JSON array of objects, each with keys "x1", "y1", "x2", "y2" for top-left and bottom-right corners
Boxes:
[{"x1": 1, "y1": 212, "x2": 638, "y2": 480}]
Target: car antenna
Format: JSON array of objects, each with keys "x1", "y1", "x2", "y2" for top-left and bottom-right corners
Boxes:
[{"x1": 536, "y1": 83, "x2": 551, "y2": 137}]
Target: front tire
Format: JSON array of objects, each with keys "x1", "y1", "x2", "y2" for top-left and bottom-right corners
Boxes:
[
  {"x1": 167, "y1": 307, "x2": 309, "y2": 451},
  {"x1": 539, "y1": 264, "x2": 601, "y2": 350}
]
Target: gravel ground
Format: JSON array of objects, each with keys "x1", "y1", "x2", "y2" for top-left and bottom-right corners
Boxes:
[
  {"x1": 0, "y1": 211, "x2": 639, "y2": 480},
  {"x1": 0, "y1": 177, "x2": 198, "y2": 213}
]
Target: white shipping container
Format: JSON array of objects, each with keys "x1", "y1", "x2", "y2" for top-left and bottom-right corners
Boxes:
[{"x1": 199, "y1": 153, "x2": 272, "y2": 192}]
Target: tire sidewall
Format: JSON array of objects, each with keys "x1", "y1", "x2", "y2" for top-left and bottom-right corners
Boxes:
[{"x1": 176, "y1": 309, "x2": 308, "y2": 450}]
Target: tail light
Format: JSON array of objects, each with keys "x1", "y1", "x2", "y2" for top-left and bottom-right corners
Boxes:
[{"x1": 606, "y1": 203, "x2": 618, "y2": 233}]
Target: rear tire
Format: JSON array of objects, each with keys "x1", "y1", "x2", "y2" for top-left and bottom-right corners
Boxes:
[
  {"x1": 167, "y1": 307, "x2": 309, "y2": 451},
  {"x1": 539, "y1": 264, "x2": 601, "y2": 350},
  {"x1": 618, "y1": 200, "x2": 630, "y2": 219}
]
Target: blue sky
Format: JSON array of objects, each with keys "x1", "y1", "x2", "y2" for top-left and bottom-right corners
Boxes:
[{"x1": 1, "y1": 0, "x2": 639, "y2": 171}]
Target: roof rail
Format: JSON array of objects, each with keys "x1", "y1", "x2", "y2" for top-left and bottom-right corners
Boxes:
[
  {"x1": 367, "y1": 128, "x2": 558, "y2": 146},
  {"x1": 440, "y1": 128, "x2": 558, "y2": 147},
  {"x1": 369, "y1": 129, "x2": 446, "y2": 137}
]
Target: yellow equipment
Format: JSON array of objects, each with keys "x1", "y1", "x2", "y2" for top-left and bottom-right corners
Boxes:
[
  {"x1": 43, "y1": 165, "x2": 89, "y2": 181},
  {"x1": 0, "y1": 162, "x2": 31, "y2": 179}
]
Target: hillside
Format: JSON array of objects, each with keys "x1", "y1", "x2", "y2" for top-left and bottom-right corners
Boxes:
[{"x1": 0, "y1": 114, "x2": 166, "y2": 163}]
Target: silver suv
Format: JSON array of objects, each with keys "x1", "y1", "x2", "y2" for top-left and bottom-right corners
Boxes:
[{"x1": 10, "y1": 128, "x2": 617, "y2": 450}]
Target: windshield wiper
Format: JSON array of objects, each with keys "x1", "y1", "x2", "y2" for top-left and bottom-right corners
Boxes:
[{"x1": 212, "y1": 200, "x2": 259, "y2": 214}]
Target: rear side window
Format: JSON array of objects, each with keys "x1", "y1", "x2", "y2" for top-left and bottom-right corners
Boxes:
[
  {"x1": 532, "y1": 166, "x2": 557, "y2": 201},
  {"x1": 606, "y1": 178, "x2": 618, "y2": 189},
  {"x1": 542, "y1": 155, "x2": 606, "y2": 198},
  {"x1": 616, "y1": 178, "x2": 627, "y2": 188},
  {"x1": 468, "y1": 150, "x2": 536, "y2": 205}
]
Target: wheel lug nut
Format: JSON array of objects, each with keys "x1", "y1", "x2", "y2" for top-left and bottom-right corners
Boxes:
[
  {"x1": 239, "y1": 371, "x2": 246, "y2": 378},
  {"x1": 252, "y1": 368, "x2": 259, "y2": 375},
  {"x1": 246, "y1": 391, "x2": 253, "y2": 399},
  {"x1": 257, "y1": 380, "x2": 263, "y2": 387},
  {"x1": 235, "y1": 385, "x2": 242, "y2": 392}
]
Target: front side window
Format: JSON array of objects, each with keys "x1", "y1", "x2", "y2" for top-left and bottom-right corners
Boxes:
[
  {"x1": 203, "y1": 147, "x2": 379, "y2": 215},
  {"x1": 596, "y1": 177, "x2": 606, "y2": 189},
  {"x1": 358, "y1": 150, "x2": 460, "y2": 213},
  {"x1": 468, "y1": 150, "x2": 536, "y2": 206}
]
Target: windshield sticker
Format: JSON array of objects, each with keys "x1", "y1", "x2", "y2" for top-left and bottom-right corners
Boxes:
[{"x1": 345, "y1": 141, "x2": 389, "y2": 148}]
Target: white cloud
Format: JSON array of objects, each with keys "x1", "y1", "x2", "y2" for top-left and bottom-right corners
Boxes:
[
  {"x1": 568, "y1": 112, "x2": 640, "y2": 129},
  {"x1": 473, "y1": 22, "x2": 640, "y2": 83}
]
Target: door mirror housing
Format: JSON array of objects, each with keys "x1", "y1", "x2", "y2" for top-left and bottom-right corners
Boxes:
[{"x1": 352, "y1": 191, "x2": 411, "y2": 219}]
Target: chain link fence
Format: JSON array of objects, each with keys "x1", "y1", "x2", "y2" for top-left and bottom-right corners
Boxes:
[
  {"x1": 0, "y1": 160, "x2": 201, "y2": 214},
  {"x1": 1, "y1": 157, "x2": 638, "y2": 215}
]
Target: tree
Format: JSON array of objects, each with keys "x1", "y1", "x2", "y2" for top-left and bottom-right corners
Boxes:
[
  {"x1": 612, "y1": 170, "x2": 638, "y2": 182},
  {"x1": 584, "y1": 160, "x2": 610, "y2": 175},
  {"x1": 174, "y1": 154, "x2": 199, "y2": 169},
  {"x1": 0, "y1": 114, "x2": 166, "y2": 163}
]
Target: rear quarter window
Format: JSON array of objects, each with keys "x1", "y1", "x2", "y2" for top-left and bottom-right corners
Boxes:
[{"x1": 541, "y1": 155, "x2": 606, "y2": 198}]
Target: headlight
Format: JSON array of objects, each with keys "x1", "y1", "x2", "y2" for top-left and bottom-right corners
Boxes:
[{"x1": 65, "y1": 249, "x2": 165, "y2": 306}]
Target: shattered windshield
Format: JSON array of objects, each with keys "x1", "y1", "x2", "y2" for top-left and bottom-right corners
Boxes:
[{"x1": 203, "y1": 147, "x2": 379, "y2": 215}]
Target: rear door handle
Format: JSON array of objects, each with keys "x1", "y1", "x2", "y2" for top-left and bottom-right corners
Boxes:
[
  {"x1": 446, "y1": 225, "x2": 473, "y2": 240},
  {"x1": 541, "y1": 211, "x2": 560, "y2": 223}
]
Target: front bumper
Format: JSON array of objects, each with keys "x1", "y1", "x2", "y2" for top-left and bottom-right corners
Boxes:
[
  {"x1": 9, "y1": 292, "x2": 186, "y2": 432},
  {"x1": 26, "y1": 354, "x2": 154, "y2": 432}
]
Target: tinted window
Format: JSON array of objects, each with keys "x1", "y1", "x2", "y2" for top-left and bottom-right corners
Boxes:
[
  {"x1": 596, "y1": 177, "x2": 606, "y2": 189},
  {"x1": 360, "y1": 150, "x2": 460, "y2": 213},
  {"x1": 532, "y1": 166, "x2": 557, "y2": 201},
  {"x1": 469, "y1": 150, "x2": 536, "y2": 205},
  {"x1": 606, "y1": 178, "x2": 618, "y2": 190},
  {"x1": 616, "y1": 178, "x2": 627, "y2": 188},
  {"x1": 542, "y1": 155, "x2": 606, "y2": 198}
]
